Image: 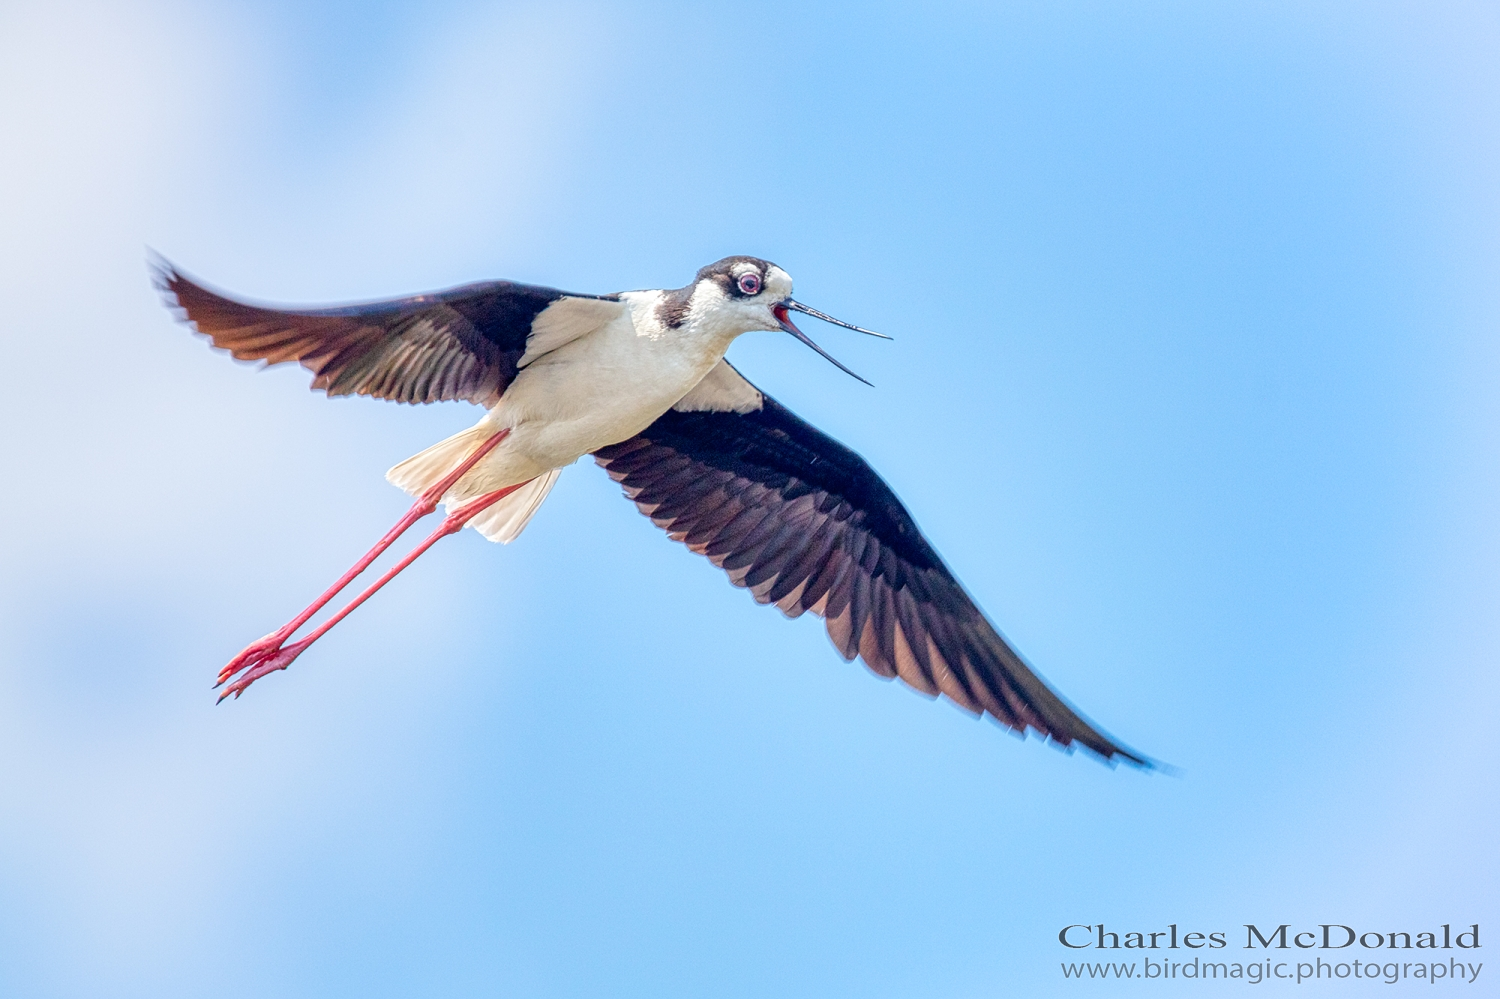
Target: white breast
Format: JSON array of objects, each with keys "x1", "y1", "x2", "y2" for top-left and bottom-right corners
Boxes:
[
  {"x1": 483, "y1": 291, "x2": 733, "y2": 473},
  {"x1": 386, "y1": 289, "x2": 742, "y2": 542}
]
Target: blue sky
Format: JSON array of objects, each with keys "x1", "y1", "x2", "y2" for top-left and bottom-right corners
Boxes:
[{"x1": 0, "y1": 1, "x2": 1495, "y2": 995}]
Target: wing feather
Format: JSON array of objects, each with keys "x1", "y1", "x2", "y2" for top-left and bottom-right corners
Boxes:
[
  {"x1": 594, "y1": 360, "x2": 1149, "y2": 766},
  {"x1": 156, "y1": 262, "x2": 622, "y2": 406}
]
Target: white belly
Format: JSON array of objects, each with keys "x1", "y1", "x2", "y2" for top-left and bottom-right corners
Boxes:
[{"x1": 446, "y1": 295, "x2": 730, "y2": 494}]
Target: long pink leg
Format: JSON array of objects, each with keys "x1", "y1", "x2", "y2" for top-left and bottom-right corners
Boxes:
[
  {"x1": 218, "y1": 480, "x2": 533, "y2": 702},
  {"x1": 217, "y1": 427, "x2": 513, "y2": 689}
]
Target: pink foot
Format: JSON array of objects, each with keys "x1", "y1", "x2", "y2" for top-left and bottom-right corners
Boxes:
[
  {"x1": 217, "y1": 626, "x2": 298, "y2": 689},
  {"x1": 216, "y1": 636, "x2": 314, "y2": 702}
]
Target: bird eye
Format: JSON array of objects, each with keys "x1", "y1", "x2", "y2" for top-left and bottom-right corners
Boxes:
[{"x1": 737, "y1": 273, "x2": 761, "y2": 295}]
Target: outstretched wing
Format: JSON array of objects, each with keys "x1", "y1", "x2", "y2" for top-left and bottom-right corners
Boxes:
[
  {"x1": 594, "y1": 361, "x2": 1147, "y2": 766},
  {"x1": 156, "y1": 262, "x2": 625, "y2": 406}
]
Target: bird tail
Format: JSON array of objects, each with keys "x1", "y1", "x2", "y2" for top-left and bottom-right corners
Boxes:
[
  {"x1": 464, "y1": 469, "x2": 561, "y2": 543},
  {"x1": 385, "y1": 425, "x2": 560, "y2": 544}
]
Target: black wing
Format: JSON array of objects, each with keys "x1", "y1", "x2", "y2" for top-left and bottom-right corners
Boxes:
[
  {"x1": 156, "y1": 262, "x2": 623, "y2": 406},
  {"x1": 594, "y1": 362, "x2": 1147, "y2": 766}
]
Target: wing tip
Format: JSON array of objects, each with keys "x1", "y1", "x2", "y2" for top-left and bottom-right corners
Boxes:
[
  {"x1": 146, "y1": 250, "x2": 182, "y2": 305},
  {"x1": 147, "y1": 251, "x2": 209, "y2": 331},
  {"x1": 978, "y1": 706, "x2": 1162, "y2": 771},
  {"x1": 1040, "y1": 726, "x2": 1167, "y2": 773}
]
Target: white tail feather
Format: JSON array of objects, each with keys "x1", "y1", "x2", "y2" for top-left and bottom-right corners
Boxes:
[
  {"x1": 385, "y1": 424, "x2": 493, "y2": 497},
  {"x1": 465, "y1": 468, "x2": 561, "y2": 543},
  {"x1": 385, "y1": 425, "x2": 560, "y2": 544}
]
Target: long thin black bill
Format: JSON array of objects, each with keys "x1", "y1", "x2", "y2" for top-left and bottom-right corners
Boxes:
[
  {"x1": 774, "y1": 306, "x2": 873, "y2": 386},
  {"x1": 784, "y1": 299, "x2": 892, "y2": 339}
]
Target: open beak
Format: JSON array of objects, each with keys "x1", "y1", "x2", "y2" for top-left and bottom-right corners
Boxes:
[
  {"x1": 773, "y1": 300, "x2": 888, "y2": 386},
  {"x1": 783, "y1": 299, "x2": 892, "y2": 339}
]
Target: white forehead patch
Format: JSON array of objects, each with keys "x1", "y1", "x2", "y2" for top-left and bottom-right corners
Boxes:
[{"x1": 764, "y1": 265, "x2": 793, "y2": 299}]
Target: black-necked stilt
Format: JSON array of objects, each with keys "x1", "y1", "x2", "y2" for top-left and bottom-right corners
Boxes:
[{"x1": 157, "y1": 256, "x2": 1147, "y2": 766}]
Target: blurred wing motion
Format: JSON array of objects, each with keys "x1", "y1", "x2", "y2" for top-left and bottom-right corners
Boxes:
[
  {"x1": 155, "y1": 262, "x2": 624, "y2": 406},
  {"x1": 595, "y1": 361, "x2": 1146, "y2": 766}
]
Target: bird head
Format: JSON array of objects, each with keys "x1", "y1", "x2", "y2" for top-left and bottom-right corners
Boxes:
[{"x1": 677, "y1": 256, "x2": 889, "y2": 384}]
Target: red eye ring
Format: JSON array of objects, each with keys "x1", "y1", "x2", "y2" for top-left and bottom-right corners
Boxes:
[{"x1": 737, "y1": 273, "x2": 761, "y2": 295}]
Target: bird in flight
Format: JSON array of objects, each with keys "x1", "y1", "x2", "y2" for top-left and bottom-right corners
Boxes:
[{"x1": 157, "y1": 255, "x2": 1147, "y2": 766}]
